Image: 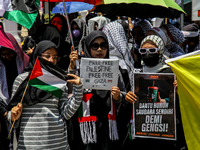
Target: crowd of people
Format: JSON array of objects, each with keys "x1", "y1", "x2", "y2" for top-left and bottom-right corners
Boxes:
[{"x1": 0, "y1": 11, "x2": 199, "y2": 150}]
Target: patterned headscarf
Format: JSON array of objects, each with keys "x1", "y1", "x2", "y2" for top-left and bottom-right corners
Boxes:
[
  {"x1": 141, "y1": 35, "x2": 165, "y2": 55},
  {"x1": 161, "y1": 24, "x2": 185, "y2": 57},
  {"x1": 103, "y1": 21, "x2": 135, "y2": 92},
  {"x1": 161, "y1": 24, "x2": 185, "y2": 44},
  {"x1": 147, "y1": 27, "x2": 171, "y2": 47},
  {"x1": 140, "y1": 35, "x2": 170, "y2": 73},
  {"x1": 88, "y1": 16, "x2": 111, "y2": 33},
  {"x1": 134, "y1": 20, "x2": 153, "y2": 36}
]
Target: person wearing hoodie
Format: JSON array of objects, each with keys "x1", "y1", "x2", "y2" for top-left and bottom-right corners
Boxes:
[
  {"x1": 66, "y1": 18, "x2": 89, "y2": 55},
  {"x1": 0, "y1": 27, "x2": 29, "y2": 150}
]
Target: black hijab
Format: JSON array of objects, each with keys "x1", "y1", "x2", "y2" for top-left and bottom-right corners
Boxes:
[
  {"x1": 84, "y1": 30, "x2": 109, "y2": 58},
  {"x1": 8, "y1": 41, "x2": 58, "y2": 110},
  {"x1": 34, "y1": 24, "x2": 71, "y2": 70},
  {"x1": 34, "y1": 24, "x2": 63, "y2": 54},
  {"x1": 0, "y1": 48, "x2": 18, "y2": 97},
  {"x1": 84, "y1": 30, "x2": 111, "y2": 114}
]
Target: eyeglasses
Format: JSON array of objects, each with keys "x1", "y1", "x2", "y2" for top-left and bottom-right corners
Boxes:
[
  {"x1": 41, "y1": 54, "x2": 60, "y2": 62},
  {"x1": 90, "y1": 42, "x2": 108, "y2": 51},
  {"x1": 132, "y1": 31, "x2": 145, "y2": 37},
  {"x1": 138, "y1": 48, "x2": 159, "y2": 54}
]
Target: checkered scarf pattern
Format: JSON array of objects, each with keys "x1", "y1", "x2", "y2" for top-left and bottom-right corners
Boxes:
[
  {"x1": 161, "y1": 24, "x2": 185, "y2": 44},
  {"x1": 103, "y1": 21, "x2": 135, "y2": 92},
  {"x1": 134, "y1": 20, "x2": 153, "y2": 36},
  {"x1": 140, "y1": 35, "x2": 171, "y2": 73},
  {"x1": 141, "y1": 35, "x2": 165, "y2": 55}
]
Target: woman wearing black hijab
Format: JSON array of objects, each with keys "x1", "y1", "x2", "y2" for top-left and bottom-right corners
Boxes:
[
  {"x1": 7, "y1": 40, "x2": 83, "y2": 150},
  {"x1": 69, "y1": 30, "x2": 126, "y2": 150},
  {"x1": 34, "y1": 24, "x2": 71, "y2": 70}
]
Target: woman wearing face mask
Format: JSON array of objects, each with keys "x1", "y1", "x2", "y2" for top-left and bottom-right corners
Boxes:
[
  {"x1": 6, "y1": 40, "x2": 83, "y2": 150},
  {"x1": 68, "y1": 30, "x2": 126, "y2": 150},
  {"x1": 139, "y1": 35, "x2": 172, "y2": 73},
  {"x1": 122, "y1": 35, "x2": 187, "y2": 150},
  {"x1": 66, "y1": 18, "x2": 89, "y2": 55},
  {"x1": 131, "y1": 20, "x2": 152, "y2": 68}
]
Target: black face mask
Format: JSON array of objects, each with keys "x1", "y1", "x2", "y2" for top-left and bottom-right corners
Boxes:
[{"x1": 142, "y1": 53, "x2": 160, "y2": 67}]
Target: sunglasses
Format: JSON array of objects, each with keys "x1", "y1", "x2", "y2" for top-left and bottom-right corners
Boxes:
[
  {"x1": 132, "y1": 31, "x2": 145, "y2": 37},
  {"x1": 90, "y1": 42, "x2": 108, "y2": 50},
  {"x1": 138, "y1": 48, "x2": 159, "y2": 54}
]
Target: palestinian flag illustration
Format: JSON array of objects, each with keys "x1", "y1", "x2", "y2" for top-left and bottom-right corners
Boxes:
[{"x1": 28, "y1": 57, "x2": 67, "y2": 98}]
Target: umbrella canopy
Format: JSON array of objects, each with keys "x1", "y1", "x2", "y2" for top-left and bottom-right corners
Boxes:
[
  {"x1": 93, "y1": 0, "x2": 186, "y2": 18},
  {"x1": 51, "y1": 2, "x2": 94, "y2": 14},
  {"x1": 40, "y1": 0, "x2": 99, "y2": 5}
]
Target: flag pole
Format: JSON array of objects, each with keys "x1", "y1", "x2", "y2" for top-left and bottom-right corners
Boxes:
[
  {"x1": 7, "y1": 83, "x2": 29, "y2": 139},
  {"x1": 62, "y1": 0, "x2": 79, "y2": 69}
]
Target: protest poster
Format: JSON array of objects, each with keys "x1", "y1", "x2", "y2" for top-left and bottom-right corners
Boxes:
[
  {"x1": 134, "y1": 73, "x2": 176, "y2": 140},
  {"x1": 80, "y1": 58, "x2": 119, "y2": 90}
]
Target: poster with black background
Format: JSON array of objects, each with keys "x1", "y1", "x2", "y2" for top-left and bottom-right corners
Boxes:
[{"x1": 134, "y1": 73, "x2": 176, "y2": 140}]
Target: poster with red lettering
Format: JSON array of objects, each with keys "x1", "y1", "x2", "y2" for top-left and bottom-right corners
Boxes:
[{"x1": 134, "y1": 73, "x2": 176, "y2": 140}]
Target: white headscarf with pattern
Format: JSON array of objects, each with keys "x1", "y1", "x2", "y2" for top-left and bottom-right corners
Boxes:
[
  {"x1": 140, "y1": 35, "x2": 170, "y2": 73},
  {"x1": 103, "y1": 21, "x2": 135, "y2": 92}
]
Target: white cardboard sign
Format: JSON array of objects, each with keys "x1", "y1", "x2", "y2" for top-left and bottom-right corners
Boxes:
[{"x1": 80, "y1": 58, "x2": 119, "y2": 90}]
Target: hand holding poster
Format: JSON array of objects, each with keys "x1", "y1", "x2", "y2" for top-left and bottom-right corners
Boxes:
[
  {"x1": 80, "y1": 58, "x2": 119, "y2": 90},
  {"x1": 134, "y1": 73, "x2": 176, "y2": 140}
]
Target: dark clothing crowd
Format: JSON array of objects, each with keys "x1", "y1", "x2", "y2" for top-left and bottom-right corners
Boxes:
[{"x1": 0, "y1": 12, "x2": 199, "y2": 150}]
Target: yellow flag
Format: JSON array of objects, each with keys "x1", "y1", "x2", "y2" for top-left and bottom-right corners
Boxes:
[{"x1": 165, "y1": 50, "x2": 200, "y2": 150}]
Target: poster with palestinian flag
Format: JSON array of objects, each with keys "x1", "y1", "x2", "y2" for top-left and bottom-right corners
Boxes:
[
  {"x1": 28, "y1": 57, "x2": 68, "y2": 98},
  {"x1": 192, "y1": 0, "x2": 200, "y2": 21},
  {"x1": 0, "y1": 0, "x2": 39, "y2": 29}
]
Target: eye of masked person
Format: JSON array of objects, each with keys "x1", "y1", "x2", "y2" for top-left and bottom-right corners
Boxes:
[{"x1": 41, "y1": 54, "x2": 60, "y2": 62}]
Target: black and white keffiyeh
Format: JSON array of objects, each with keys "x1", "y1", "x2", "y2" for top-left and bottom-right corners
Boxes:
[
  {"x1": 88, "y1": 16, "x2": 111, "y2": 33},
  {"x1": 161, "y1": 24, "x2": 185, "y2": 57},
  {"x1": 103, "y1": 21, "x2": 135, "y2": 92},
  {"x1": 161, "y1": 24, "x2": 185, "y2": 44},
  {"x1": 134, "y1": 20, "x2": 153, "y2": 36}
]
